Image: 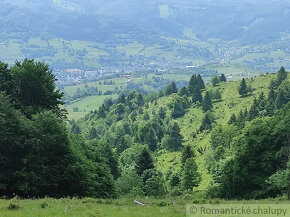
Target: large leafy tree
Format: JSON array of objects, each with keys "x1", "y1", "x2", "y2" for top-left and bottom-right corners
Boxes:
[{"x1": 9, "y1": 59, "x2": 63, "y2": 117}]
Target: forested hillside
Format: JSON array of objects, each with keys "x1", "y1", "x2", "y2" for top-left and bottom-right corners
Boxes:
[
  {"x1": 0, "y1": 60, "x2": 289, "y2": 199},
  {"x1": 73, "y1": 66, "x2": 290, "y2": 199}
]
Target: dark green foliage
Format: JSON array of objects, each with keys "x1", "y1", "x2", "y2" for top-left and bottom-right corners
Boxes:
[
  {"x1": 248, "y1": 98, "x2": 259, "y2": 120},
  {"x1": 238, "y1": 78, "x2": 248, "y2": 96},
  {"x1": 228, "y1": 114, "x2": 237, "y2": 125},
  {"x1": 211, "y1": 75, "x2": 220, "y2": 86},
  {"x1": 118, "y1": 94, "x2": 126, "y2": 104},
  {"x1": 98, "y1": 142, "x2": 120, "y2": 180},
  {"x1": 88, "y1": 127, "x2": 98, "y2": 140},
  {"x1": 135, "y1": 148, "x2": 154, "y2": 176},
  {"x1": 158, "y1": 107, "x2": 166, "y2": 119},
  {"x1": 71, "y1": 121, "x2": 81, "y2": 134},
  {"x1": 192, "y1": 86, "x2": 203, "y2": 103},
  {"x1": 0, "y1": 60, "x2": 116, "y2": 198},
  {"x1": 171, "y1": 96, "x2": 188, "y2": 118},
  {"x1": 181, "y1": 146, "x2": 195, "y2": 167},
  {"x1": 143, "y1": 111, "x2": 150, "y2": 120},
  {"x1": 197, "y1": 74, "x2": 205, "y2": 89},
  {"x1": 268, "y1": 87, "x2": 276, "y2": 102},
  {"x1": 0, "y1": 62, "x2": 12, "y2": 93},
  {"x1": 182, "y1": 158, "x2": 200, "y2": 190},
  {"x1": 212, "y1": 89, "x2": 222, "y2": 101},
  {"x1": 218, "y1": 103, "x2": 290, "y2": 199},
  {"x1": 275, "y1": 89, "x2": 287, "y2": 109},
  {"x1": 179, "y1": 86, "x2": 189, "y2": 96},
  {"x1": 0, "y1": 93, "x2": 27, "y2": 195},
  {"x1": 151, "y1": 119, "x2": 165, "y2": 141},
  {"x1": 138, "y1": 123, "x2": 158, "y2": 151},
  {"x1": 219, "y1": 74, "x2": 227, "y2": 82},
  {"x1": 163, "y1": 122, "x2": 183, "y2": 151},
  {"x1": 200, "y1": 112, "x2": 215, "y2": 132},
  {"x1": 276, "y1": 67, "x2": 288, "y2": 87},
  {"x1": 143, "y1": 169, "x2": 166, "y2": 197},
  {"x1": 164, "y1": 82, "x2": 178, "y2": 96},
  {"x1": 97, "y1": 104, "x2": 106, "y2": 118},
  {"x1": 137, "y1": 93, "x2": 144, "y2": 106},
  {"x1": 202, "y1": 91, "x2": 213, "y2": 112},
  {"x1": 188, "y1": 74, "x2": 205, "y2": 94},
  {"x1": 1, "y1": 59, "x2": 63, "y2": 117},
  {"x1": 115, "y1": 168, "x2": 143, "y2": 195}
]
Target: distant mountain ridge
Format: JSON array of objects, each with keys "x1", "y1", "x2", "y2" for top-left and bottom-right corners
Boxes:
[{"x1": 0, "y1": 0, "x2": 290, "y2": 70}]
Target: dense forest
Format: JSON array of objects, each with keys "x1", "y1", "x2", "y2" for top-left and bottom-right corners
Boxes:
[{"x1": 0, "y1": 59, "x2": 289, "y2": 199}]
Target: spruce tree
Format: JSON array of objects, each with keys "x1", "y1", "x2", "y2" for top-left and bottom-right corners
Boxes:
[
  {"x1": 192, "y1": 86, "x2": 203, "y2": 103},
  {"x1": 166, "y1": 122, "x2": 183, "y2": 151},
  {"x1": 165, "y1": 82, "x2": 178, "y2": 96},
  {"x1": 179, "y1": 86, "x2": 189, "y2": 96},
  {"x1": 135, "y1": 148, "x2": 154, "y2": 176},
  {"x1": 248, "y1": 98, "x2": 259, "y2": 120},
  {"x1": 228, "y1": 114, "x2": 237, "y2": 125},
  {"x1": 137, "y1": 93, "x2": 144, "y2": 106},
  {"x1": 188, "y1": 75, "x2": 198, "y2": 94},
  {"x1": 88, "y1": 127, "x2": 98, "y2": 140},
  {"x1": 211, "y1": 75, "x2": 220, "y2": 86},
  {"x1": 199, "y1": 112, "x2": 213, "y2": 131},
  {"x1": 181, "y1": 146, "x2": 195, "y2": 166},
  {"x1": 276, "y1": 66, "x2": 287, "y2": 86},
  {"x1": 158, "y1": 107, "x2": 166, "y2": 120},
  {"x1": 197, "y1": 74, "x2": 205, "y2": 89},
  {"x1": 182, "y1": 158, "x2": 200, "y2": 190},
  {"x1": 202, "y1": 91, "x2": 213, "y2": 112},
  {"x1": 219, "y1": 74, "x2": 227, "y2": 82},
  {"x1": 275, "y1": 90, "x2": 287, "y2": 109},
  {"x1": 238, "y1": 78, "x2": 248, "y2": 96},
  {"x1": 118, "y1": 94, "x2": 126, "y2": 104}
]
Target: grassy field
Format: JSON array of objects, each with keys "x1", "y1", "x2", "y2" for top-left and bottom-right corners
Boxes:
[{"x1": 1, "y1": 197, "x2": 288, "y2": 217}]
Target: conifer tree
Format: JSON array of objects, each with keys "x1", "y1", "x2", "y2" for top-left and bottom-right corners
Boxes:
[
  {"x1": 181, "y1": 145, "x2": 195, "y2": 166},
  {"x1": 182, "y1": 158, "x2": 200, "y2": 190},
  {"x1": 179, "y1": 86, "x2": 189, "y2": 96},
  {"x1": 165, "y1": 82, "x2": 178, "y2": 96},
  {"x1": 238, "y1": 78, "x2": 248, "y2": 96},
  {"x1": 248, "y1": 98, "x2": 259, "y2": 120},
  {"x1": 202, "y1": 91, "x2": 213, "y2": 112},
  {"x1": 135, "y1": 148, "x2": 154, "y2": 176},
  {"x1": 166, "y1": 122, "x2": 183, "y2": 151},
  {"x1": 199, "y1": 112, "x2": 214, "y2": 131},
  {"x1": 219, "y1": 74, "x2": 227, "y2": 82},
  {"x1": 228, "y1": 114, "x2": 237, "y2": 125},
  {"x1": 118, "y1": 94, "x2": 126, "y2": 104},
  {"x1": 192, "y1": 86, "x2": 203, "y2": 103},
  {"x1": 276, "y1": 66, "x2": 287, "y2": 86},
  {"x1": 211, "y1": 75, "x2": 220, "y2": 86},
  {"x1": 158, "y1": 107, "x2": 166, "y2": 120},
  {"x1": 137, "y1": 93, "x2": 144, "y2": 106},
  {"x1": 197, "y1": 74, "x2": 205, "y2": 89},
  {"x1": 275, "y1": 90, "x2": 287, "y2": 109}
]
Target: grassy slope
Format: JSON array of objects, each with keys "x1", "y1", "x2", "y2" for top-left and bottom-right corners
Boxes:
[{"x1": 148, "y1": 73, "x2": 281, "y2": 190}]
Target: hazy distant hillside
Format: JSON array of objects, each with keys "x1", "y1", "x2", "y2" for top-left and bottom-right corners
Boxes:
[{"x1": 1, "y1": 0, "x2": 290, "y2": 71}]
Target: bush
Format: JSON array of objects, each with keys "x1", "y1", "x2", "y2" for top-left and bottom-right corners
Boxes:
[{"x1": 7, "y1": 203, "x2": 20, "y2": 211}]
